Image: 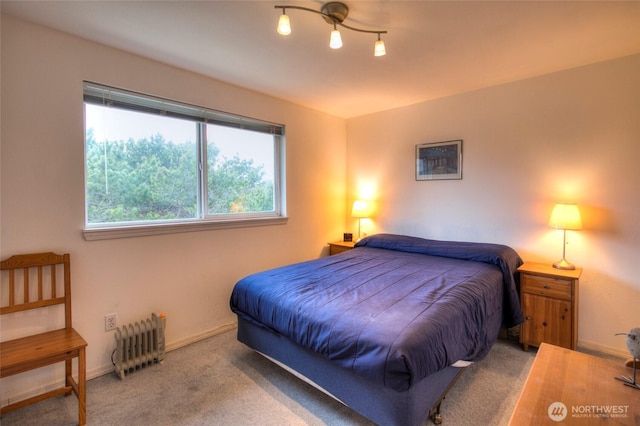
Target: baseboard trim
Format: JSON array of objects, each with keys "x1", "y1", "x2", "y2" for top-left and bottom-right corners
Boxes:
[
  {"x1": 577, "y1": 339, "x2": 629, "y2": 360},
  {"x1": 166, "y1": 322, "x2": 237, "y2": 352}
]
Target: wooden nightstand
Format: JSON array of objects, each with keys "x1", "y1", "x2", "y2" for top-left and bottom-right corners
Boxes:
[
  {"x1": 328, "y1": 241, "x2": 356, "y2": 255},
  {"x1": 517, "y1": 262, "x2": 582, "y2": 351}
]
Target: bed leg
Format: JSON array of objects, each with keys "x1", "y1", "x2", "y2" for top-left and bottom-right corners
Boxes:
[{"x1": 429, "y1": 399, "x2": 443, "y2": 425}]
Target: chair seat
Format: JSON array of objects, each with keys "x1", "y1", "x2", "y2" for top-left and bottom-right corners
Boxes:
[{"x1": 1, "y1": 329, "x2": 88, "y2": 378}]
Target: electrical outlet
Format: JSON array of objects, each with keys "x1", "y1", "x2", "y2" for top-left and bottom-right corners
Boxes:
[{"x1": 105, "y1": 313, "x2": 117, "y2": 332}]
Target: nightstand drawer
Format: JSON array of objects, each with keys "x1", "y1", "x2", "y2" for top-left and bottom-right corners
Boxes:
[{"x1": 521, "y1": 274, "x2": 572, "y2": 300}]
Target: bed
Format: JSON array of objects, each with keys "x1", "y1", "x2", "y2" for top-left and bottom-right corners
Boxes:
[{"x1": 230, "y1": 234, "x2": 523, "y2": 425}]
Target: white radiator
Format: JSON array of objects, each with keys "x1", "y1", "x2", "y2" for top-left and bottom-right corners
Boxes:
[{"x1": 114, "y1": 313, "x2": 166, "y2": 379}]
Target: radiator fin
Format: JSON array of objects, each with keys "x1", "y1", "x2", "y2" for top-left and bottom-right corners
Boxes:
[{"x1": 114, "y1": 313, "x2": 165, "y2": 379}]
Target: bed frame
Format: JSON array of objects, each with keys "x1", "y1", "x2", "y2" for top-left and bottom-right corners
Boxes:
[{"x1": 237, "y1": 317, "x2": 464, "y2": 426}]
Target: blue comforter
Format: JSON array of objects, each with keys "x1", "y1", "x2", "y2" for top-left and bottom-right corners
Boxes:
[{"x1": 230, "y1": 234, "x2": 523, "y2": 392}]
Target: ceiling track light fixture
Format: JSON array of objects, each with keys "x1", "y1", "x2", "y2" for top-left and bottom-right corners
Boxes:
[{"x1": 275, "y1": 2, "x2": 387, "y2": 56}]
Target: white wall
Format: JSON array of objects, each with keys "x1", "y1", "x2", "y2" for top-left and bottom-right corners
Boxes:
[
  {"x1": 0, "y1": 15, "x2": 347, "y2": 402},
  {"x1": 346, "y1": 54, "x2": 640, "y2": 357}
]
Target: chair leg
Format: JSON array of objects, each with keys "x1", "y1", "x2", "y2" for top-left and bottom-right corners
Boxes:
[
  {"x1": 65, "y1": 359, "x2": 73, "y2": 396},
  {"x1": 78, "y1": 348, "x2": 86, "y2": 426}
]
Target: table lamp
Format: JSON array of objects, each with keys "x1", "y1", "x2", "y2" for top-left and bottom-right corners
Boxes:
[
  {"x1": 548, "y1": 203, "x2": 582, "y2": 270},
  {"x1": 352, "y1": 200, "x2": 373, "y2": 241}
]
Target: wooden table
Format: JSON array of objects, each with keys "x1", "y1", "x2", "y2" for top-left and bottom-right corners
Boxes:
[{"x1": 509, "y1": 343, "x2": 639, "y2": 425}]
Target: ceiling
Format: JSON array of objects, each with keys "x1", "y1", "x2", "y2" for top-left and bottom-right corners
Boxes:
[{"x1": 3, "y1": 1, "x2": 640, "y2": 118}]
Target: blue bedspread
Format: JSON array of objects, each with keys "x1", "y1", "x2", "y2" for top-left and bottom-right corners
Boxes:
[{"x1": 230, "y1": 234, "x2": 523, "y2": 392}]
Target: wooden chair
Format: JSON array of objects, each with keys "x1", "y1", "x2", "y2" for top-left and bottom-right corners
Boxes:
[{"x1": 1, "y1": 252, "x2": 87, "y2": 425}]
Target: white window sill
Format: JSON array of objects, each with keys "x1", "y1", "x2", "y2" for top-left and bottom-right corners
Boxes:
[{"x1": 83, "y1": 216, "x2": 288, "y2": 241}]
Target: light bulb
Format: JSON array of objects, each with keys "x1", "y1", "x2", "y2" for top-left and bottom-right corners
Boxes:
[
  {"x1": 277, "y1": 13, "x2": 291, "y2": 35},
  {"x1": 374, "y1": 39, "x2": 386, "y2": 56},
  {"x1": 330, "y1": 28, "x2": 342, "y2": 49}
]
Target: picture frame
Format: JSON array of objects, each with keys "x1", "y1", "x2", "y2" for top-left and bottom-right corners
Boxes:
[{"x1": 415, "y1": 139, "x2": 463, "y2": 180}]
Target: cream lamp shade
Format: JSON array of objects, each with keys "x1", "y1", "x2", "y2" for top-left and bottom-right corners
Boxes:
[
  {"x1": 548, "y1": 203, "x2": 582, "y2": 230},
  {"x1": 329, "y1": 24, "x2": 343, "y2": 49},
  {"x1": 351, "y1": 200, "x2": 372, "y2": 218},
  {"x1": 277, "y1": 13, "x2": 291, "y2": 35},
  {"x1": 548, "y1": 203, "x2": 582, "y2": 270},
  {"x1": 374, "y1": 38, "x2": 386, "y2": 56}
]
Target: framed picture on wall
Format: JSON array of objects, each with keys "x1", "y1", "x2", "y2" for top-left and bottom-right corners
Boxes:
[{"x1": 415, "y1": 139, "x2": 463, "y2": 181}]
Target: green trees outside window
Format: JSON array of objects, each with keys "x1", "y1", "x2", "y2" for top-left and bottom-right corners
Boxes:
[{"x1": 84, "y1": 87, "x2": 283, "y2": 227}]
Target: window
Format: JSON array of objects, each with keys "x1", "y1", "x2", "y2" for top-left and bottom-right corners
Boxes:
[{"x1": 83, "y1": 82, "x2": 286, "y2": 240}]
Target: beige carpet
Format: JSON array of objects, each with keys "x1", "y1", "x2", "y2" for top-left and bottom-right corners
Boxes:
[{"x1": 0, "y1": 329, "x2": 535, "y2": 425}]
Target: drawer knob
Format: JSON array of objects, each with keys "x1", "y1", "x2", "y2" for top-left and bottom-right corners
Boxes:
[
  {"x1": 543, "y1": 322, "x2": 548, "y2": 327},
  {"x1": 525, "y1": 316, "x2": 531, "y2": 321},
  {"x1": 543, "y1": 284, "x2": 549, "y2": 289}
]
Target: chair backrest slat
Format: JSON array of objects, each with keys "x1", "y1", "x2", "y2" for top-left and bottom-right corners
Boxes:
[
  {"x1": 8, "y1": 269, "x2": 15, "y2": 306},
  {"x1": 1, "y1": 252, "x2": 72, "y2": 330},
  {"x1": 37, "y1": 265, "x2": 43, "y2": 301},
  {"x1": 23, "y1": 267, "x2": 29, "y2": 304},
  {"x1": 51, "y1": 264, "x2": 57, "y2": 299}
]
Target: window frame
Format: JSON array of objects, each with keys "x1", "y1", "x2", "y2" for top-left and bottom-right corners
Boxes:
[{"x1": 82, "y1": 81, "x2": 287, "y2": 241}]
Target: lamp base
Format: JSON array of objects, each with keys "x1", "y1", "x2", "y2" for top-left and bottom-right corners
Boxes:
[{"x1": 553, "y1": 258, "x2": 576, "y2": 270}]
